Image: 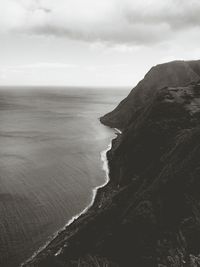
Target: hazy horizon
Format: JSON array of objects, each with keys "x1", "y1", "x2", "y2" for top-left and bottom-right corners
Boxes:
[{"x1": 0, "y1": 85, "x2": 131, "y2": 89}]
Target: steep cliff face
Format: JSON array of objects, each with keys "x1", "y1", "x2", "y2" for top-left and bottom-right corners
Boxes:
[
  {"x1": 24, "y1": 62, "x2": 200, "y2": 267},
  {"x1": 100, "y1": 60, "x2": 200, "y2": 130},
  {"x1": 102, "y1": 82, "x2": 200, "y2": 266}
]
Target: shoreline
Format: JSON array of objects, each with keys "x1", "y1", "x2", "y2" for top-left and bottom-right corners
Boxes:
[{"x1": 21, "y1": 126, "x2": 118, "y2": 266}]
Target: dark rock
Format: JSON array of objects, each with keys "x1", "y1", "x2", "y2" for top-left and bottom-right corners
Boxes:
[
  {"x1": 23, "y1": 61, "x2": 200, "y2": 267},
  {"x1": 100, "y1": 60, "x2": 200, "y2": 130}
]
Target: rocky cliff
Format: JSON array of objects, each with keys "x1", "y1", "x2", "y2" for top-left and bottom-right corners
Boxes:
[
  {"x1": 23, "y1": 60, "x2": 200, "y2": 267},
  {"x1": 104, "y1": 82, "x2": 200, "y2": 266},
  {"x1": 100, "y1": 60, "x2": 200, "y2": 130}
]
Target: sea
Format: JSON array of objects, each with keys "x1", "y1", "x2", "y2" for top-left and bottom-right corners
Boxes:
[{"x1": 0, "y1": 87, "x2": 129, "y2": 267}]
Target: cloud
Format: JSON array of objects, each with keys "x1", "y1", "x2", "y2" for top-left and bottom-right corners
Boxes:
[
  {"x1": 5, "y1": 62, "x2": 77, "y2": 69},
  {"x1": 0, "y1": 62, "x2": 77, "y2": 77},
  {"x1": 1, "y1": 0, "x2": 200, "y2": 46},
  {"x1": 125, "y1": 0, "x2": 200, "y2": 30}
]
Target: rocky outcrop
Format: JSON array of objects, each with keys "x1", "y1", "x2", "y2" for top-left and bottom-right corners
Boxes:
[
  {"x1": 103, "y1": 82, "x2": 200, "y2": 266},
  {"x1": 23, "y1": 61, "x2": 200, "y2": 267},
  {"x1": 100, "y1": 60, "x2": 200, "y2": 130}
]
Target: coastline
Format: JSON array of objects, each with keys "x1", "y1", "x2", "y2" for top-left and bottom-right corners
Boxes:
[
  {"x1": 21, "y1": 126, "x2": 119, "y2": 266},
  {"x1": 21, "y1": 63, "x2": 200, "y2": 267}
]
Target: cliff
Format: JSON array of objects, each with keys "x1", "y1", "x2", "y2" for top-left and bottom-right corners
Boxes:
[
  {"x1": 23, "y1": 61, "x2": 200, "y2": 267},
  {"x1": 100, "y1": 60, "x2": 200, "y2": 130}
]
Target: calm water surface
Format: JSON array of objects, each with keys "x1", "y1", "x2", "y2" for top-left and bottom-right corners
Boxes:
[{"x1": 0, "y1": 87, "x2": 128, "y2": 267}]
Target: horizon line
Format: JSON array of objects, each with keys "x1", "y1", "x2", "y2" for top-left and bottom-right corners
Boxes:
[{"x1": 0, "y1": 84, "x2": 132, "y2": 89}]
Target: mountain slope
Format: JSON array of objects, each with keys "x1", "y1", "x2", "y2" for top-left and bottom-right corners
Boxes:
[
  {"x1": 100, "y1": 60, "x2": 200, "y2": 130},
  {"x1": 102, "y1": 82, "x2": 200, "y2": 266},
  {"x1": 23, "y1": 61, "x2": 200, "y2": 267}
]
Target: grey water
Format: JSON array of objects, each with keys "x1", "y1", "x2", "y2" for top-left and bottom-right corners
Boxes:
[{"x1": 0, "y1": 87, "x2": 128, "y2": 267}]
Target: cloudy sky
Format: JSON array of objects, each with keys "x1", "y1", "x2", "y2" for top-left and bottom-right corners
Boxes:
[{"x1": 0, "y1": 0, "x2": 200, "y2": 87}]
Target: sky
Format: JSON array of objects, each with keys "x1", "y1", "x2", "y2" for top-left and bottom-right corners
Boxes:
[{"x1": 0, "y1": 0, "x2": 200, "y2": 87}]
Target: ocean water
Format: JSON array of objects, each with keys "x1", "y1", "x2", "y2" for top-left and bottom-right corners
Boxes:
[{"x1": 0, "y1": 87, "x2": 128, "y2": 267}]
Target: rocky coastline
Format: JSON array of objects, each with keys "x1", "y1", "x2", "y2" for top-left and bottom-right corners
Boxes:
[
  {"x1": 21, "y1": 131, "x2": 121, "y2": 267},
  {"x1": 23, "y1": 60, "x2": 200, "y2": 267}
]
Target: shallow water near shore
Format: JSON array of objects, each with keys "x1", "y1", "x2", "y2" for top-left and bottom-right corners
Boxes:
[{"x1": 0, "y1": 87, "x2": 128, "y2": 267}]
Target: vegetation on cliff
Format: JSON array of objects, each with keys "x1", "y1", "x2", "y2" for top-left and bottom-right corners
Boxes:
[
  {"x1": 24, "y1": 61, "x2": 200, "y2": 267},
  {"x1": 100, "y1": 60, "x2": 200, "y2": 130}
]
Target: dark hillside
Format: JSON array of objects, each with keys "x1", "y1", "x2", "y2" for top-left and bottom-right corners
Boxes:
[{"x1": 23, "y1": 63, "x2": 200, "y2": 267}]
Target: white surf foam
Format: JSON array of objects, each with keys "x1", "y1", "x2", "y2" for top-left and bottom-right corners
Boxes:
[{"x1": 21, "y1": 128, "x2": 120, "y2": 266}]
